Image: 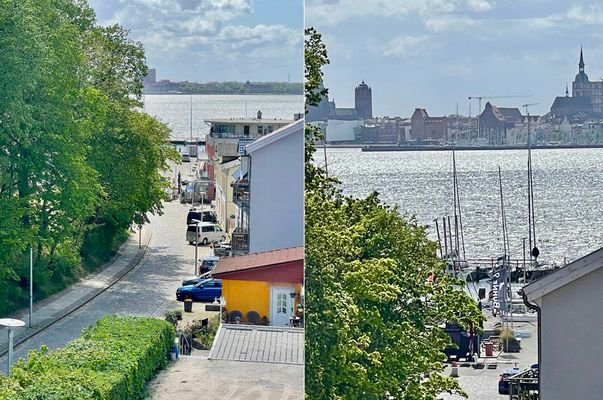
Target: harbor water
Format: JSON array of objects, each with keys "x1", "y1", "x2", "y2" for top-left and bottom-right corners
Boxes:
[{"x1": 325, "y1": 147, "x2": 603, "y2": 265}]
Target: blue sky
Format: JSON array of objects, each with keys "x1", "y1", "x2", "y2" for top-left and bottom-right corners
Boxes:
[
  {"x1": 89, "y1": 0, "x2": 303, "y2": 83},
  {"x1": 306, "y1": 0, "x2": 603, "y2": 117}
]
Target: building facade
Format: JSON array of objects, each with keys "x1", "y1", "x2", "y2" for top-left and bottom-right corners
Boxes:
[
  {"x1": 410, "y1": 108, "x2": 448, "y2": 140},
  {"x1": 523, "y1": 247, "x2": 603, "y2": 400},
  {"x1": 354, "y1": 81, "x2": 373, "y2": 119},
  {"x1": 572, "y1": 48, "x2": 603, "y2": 114}
]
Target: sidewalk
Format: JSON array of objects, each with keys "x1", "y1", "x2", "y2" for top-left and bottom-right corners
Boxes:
[{"x1": 0, "y1": 226, "x2": 152, "y2": 357}]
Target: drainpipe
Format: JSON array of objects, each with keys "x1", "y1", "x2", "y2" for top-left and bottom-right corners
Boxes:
[{"x1": 522, "y1": 290, "x2": 541, "y2": 398}]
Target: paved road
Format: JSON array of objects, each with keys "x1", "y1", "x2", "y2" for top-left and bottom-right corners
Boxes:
[
  {"x1": 0, "y1": 174, "x2": 212, "y2": 373},
  {"x1": 440, "y1": 319, "x2": 538, "y2": 399}
]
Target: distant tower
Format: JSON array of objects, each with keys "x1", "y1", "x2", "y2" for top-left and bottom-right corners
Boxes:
[
  {"x1": 573, "y1": 46, "x2": 589, "y2": 97},
  {"x1": 355, "y1": 80, "x2": 373, "y2": 119}
]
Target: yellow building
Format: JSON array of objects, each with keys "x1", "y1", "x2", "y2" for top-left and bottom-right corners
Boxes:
[{"x1": 213, "y1": 247, "x2": 303, "y2": 327}]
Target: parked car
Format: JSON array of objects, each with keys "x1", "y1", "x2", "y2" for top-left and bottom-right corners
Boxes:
[
  {"x1": 186, "y1": 222, "x2": 225, "y2": 245},
  {"x1": 176, "y1": 278, "x2": 222, "y2": 302},
  {"x1": 181, "y1": 153, "x2": 190, "y2": 162},
  {"x1": 181, "y1": 271, "x2": 212, "y2": 287},
  {"x1": 186, "y1": 209, "x2": 217, "y2": 224},
  {"x1": 498, "y1": 367, "x2": 520, "y2": 394},
  {"x1": 198, "y1": 256, "x2": 219, "y2": 275}
]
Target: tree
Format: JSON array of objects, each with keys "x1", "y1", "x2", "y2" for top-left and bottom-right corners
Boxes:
[{"x1": 304, "y1": 28, "x2": 483, "y2": 399}]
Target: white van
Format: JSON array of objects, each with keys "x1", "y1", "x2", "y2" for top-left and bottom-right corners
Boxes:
[{"x1": 186, "y1": 222, "x2": 226, "y2": 245}]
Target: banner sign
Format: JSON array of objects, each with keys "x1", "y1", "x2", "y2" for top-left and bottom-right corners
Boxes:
[{"x1": 490, "y1": 267, "x2": 508, "y2": 314}]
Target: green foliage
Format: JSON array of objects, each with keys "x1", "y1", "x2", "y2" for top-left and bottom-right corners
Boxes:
[
  {"x1": 0, "y1": 0, "x2": 178, "y2": 314},
  {"x1": 304, "y1": 29, "x2": 483, "y2": 400},
  {"x1": 1, "y1": 316, "x2": 175, "y2": 400}
]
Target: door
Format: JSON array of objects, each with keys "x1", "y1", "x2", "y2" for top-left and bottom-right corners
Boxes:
[{"x1": 270, "y1": 286, "x2": 294, "y2": 326}]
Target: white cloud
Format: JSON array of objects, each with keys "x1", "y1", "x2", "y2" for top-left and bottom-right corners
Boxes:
[
  {"x1": 566, "y1": 4, "x2": 603, "y2": 24},
  {"x1": 383, "y1": 35, "x2": 430, "y2": 58},
  {"x1": 424, "y1": 14, "x2": 478, "y2": 32},
  {"x1": 467, "y1": 0, "x2": 494, "y2": 12}
]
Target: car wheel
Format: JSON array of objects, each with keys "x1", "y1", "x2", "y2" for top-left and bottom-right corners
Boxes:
[
  {"x1": 202, "y1": 237, "x2": 208, "y2": 245},
  {"x1": 189, "y1": 241, "x2": 194, "y2": 245}
]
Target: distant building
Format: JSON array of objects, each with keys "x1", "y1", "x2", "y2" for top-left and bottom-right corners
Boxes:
[
  {"x1": 355, "y1": 80, "x2": 373, "y2": 119},
  {"x1": 360, "y1": 117, "x2": 409, "y2": 143},
  {"x1": 478, "y1": 102, "x2": 523, "y2": 145},
  {"x1": 143, "y1": 68, "x2": 156, "y2": 85},
  {"x1": 410, "y1": 108, "x2": 448, "y2": 141},
  {"x1": 306, "y1": 80, "x2": 373, "y2": 122},
  {"x1": 572, "y1": 47, "x2": 603, "y2": 113}
]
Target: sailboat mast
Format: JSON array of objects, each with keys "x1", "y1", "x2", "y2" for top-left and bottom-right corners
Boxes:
[{"x1": 189, "y1": 94, "x2": 193, "y2": 141}]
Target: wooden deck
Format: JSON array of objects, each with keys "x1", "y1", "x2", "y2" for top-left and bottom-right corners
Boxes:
[{"x1": 209, "y1": 324, "x2": 304, "y2": 365}]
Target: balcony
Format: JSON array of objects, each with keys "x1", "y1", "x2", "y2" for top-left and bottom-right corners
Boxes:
[
  {"x1": 231, "y1": 228, "x2": 249, "y2": 254},
  {"x1": 232, "y1": 180, "x2": 250, "y2": 209}
]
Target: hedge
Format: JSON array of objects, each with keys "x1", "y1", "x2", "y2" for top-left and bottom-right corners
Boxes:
[{"x1": 0, "y1": 315, "x2": 176, "y2": 400}]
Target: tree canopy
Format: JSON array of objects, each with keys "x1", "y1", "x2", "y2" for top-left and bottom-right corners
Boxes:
[
  {"x1": 0, "y1": 0, "x2": 178, "y2": 314},
  {"x1": 304, "y1": 27, "x2": 483, "y2": 400}
]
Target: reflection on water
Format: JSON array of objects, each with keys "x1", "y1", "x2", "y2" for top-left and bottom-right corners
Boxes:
[{"x1": 326, "y1": 148, "x2": 603, "y2": 264}]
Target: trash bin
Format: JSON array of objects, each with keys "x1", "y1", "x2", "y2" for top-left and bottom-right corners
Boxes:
[
  {"x1": 170, "y1": 344, "x2": 179, "y2": 361},
  {"x1": 484, "y1": 341, "x2": 493, "y2": 357},
  {"x1": 184, "y1": 299, "x2": 193, "y2": 312}
]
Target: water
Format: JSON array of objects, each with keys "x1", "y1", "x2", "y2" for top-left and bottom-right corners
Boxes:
[
  {"x1": 325, "y1": 148, "x2": 603, "y2": 264},
  {"x1": 142, "y1": 94, "x2": 303, "y2": 140}
]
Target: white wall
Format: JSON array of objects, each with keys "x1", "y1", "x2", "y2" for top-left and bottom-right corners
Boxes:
[
  {"x1": 326, "y1": 119, "x2": 359, "y2": 142},
  {"x1": 539, "y1": 266, "x2": 603, "y2": 400},
  {"x1": 248, "y1": 126, "x2": 303, "y2": 253}
]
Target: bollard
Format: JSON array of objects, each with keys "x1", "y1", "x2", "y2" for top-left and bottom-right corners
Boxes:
[{"x1": 450, "y1": 362, "x2": 459, "y2": 378}]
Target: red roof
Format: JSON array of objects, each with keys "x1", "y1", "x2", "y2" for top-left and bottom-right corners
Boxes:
[{"x1": 213, "y1": 247, "x2": 304, "y2": 276}]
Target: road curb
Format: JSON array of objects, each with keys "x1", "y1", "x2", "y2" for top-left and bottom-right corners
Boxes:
[{"x1": 0, "y1": 229, "x2": 153, "y2": 358}]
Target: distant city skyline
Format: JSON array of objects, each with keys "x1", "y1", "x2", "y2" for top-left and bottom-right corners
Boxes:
[
  {"x1": 89, "y1": 0, "x2": 303, "y2": 84},
  {"x1": 306, "y1": 0, "x2": 603, "y2": 117}
]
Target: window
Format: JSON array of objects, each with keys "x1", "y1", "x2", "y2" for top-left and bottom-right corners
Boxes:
[
  {"x1": 244, "y1": 125, "x2": 250, "y2": 136},
  {"x1": 277, "y1": 293, "x2": 287, "y2": 314},
  {"x1": 214, "y1": 124, "x2": 235, "y2": 134},
  {"x1": 201, "y1": 226, "x2": 213, "y2": 233},
  {"x1": 267, "y1": 126, "x2": 273, "y2": 133},
  {"x1": 257, "y1": 125, "x2": 263, "y2": 135}
]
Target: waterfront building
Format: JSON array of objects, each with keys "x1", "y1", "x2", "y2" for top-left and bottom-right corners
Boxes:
[
  {"x1": 231, "y1": 120, "x2": 303, "y2": 254},
  {"x1": 204, "y1": 116, "x2": 293, "y2": 209},
  {"x1": 360, "y1": 117, "x2": 410, "y2": 143},
  {"x1": 410, "y1": 108, "x2": 448, "y2": 141},
  {"x1": 478, "y1": 103, "x2": 524, "y2": 145}
]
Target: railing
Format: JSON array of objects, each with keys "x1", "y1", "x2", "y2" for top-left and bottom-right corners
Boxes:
[
  {"x1": 231, "y1": 228, "x2": 249, "y2": 254},
  {"x1": 232, "y1": 181, "x2": 250, "y2": 208}
]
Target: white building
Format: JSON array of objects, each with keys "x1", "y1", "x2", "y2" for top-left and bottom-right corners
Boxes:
[
  {"x1": 232, "y1": 119, "x2": 303, "y2": 254},
  {"x1": 523, "y1": 247, "x2": 603, "y2": 400}
]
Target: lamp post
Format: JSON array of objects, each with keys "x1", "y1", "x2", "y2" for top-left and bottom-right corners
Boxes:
[
  {"x1": 191, "y1": 219, "x2": 201, "y2": 275},
  {"x1": 0, "y1": 318, "x2": 25, "y2": 376}
]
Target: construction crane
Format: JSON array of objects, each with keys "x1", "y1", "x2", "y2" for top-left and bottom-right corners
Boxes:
[{"x1": 467, "y1": 95, "x2": 531, "y2": 141}]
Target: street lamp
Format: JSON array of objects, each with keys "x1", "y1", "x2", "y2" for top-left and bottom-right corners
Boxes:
[
  {"x1": 0, "y1": 318, "x2": 25, "y2": 376},
  {"x1": 191, "y1": 218, "x2": 202, "y2": 275}
]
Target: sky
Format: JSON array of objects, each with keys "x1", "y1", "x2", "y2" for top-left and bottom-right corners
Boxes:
[
  {"x1": 89, "y1": 0, "x2": 303, "y2": 83},
  {"x1": 306, "y1": 0, "x2": 603, "y2": 117}
]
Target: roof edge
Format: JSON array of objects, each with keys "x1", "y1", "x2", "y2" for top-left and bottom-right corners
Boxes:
[
  {"x1": 523, "y1": 247, "x2": 603, "y2": 300},
  {"x1": 246, "y1": 119, "x2": 303, "y2": 153}
]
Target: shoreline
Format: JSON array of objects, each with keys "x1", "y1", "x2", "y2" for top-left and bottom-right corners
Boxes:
[{"x1": 323, "y1": 143, "x2": 603, "y2": 151}]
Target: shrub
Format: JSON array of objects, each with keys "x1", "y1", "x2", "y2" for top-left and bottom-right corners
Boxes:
[{"x1": 3, "y1": 315, "x2": 175, "y2": 400}]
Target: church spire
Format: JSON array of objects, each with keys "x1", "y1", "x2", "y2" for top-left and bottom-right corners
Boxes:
[{"x1": 579, "y1": 46, "x2": 585, "y2": 72}]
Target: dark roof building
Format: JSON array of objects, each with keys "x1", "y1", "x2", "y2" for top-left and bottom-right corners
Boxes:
[{"x1": 478, "y1": 102, "x2": 524, "y2": 145}]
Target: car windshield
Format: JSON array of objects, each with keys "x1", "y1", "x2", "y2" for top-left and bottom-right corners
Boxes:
[
  {"x1": 195, "y1": 279, "x2": 213, "y2": 287},
  {"x1": 202, "y1": 259, "x2": 218, "y2": 267}
]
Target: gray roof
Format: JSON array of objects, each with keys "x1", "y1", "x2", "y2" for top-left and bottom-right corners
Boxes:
[
  {"x1": 523, "y1": 247, "x2": 603, "y2": 301},
  {"x1": 209, "y1": 324, "x2": 304, "y2": 365}
]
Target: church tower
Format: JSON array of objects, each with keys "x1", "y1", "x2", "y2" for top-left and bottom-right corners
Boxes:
[
  {"x1": 354, "y1": 80, "x2": 373, "y2": 119},
  {"x1": 573, "y1": 46, "x2": 589, "y2": 97}
]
